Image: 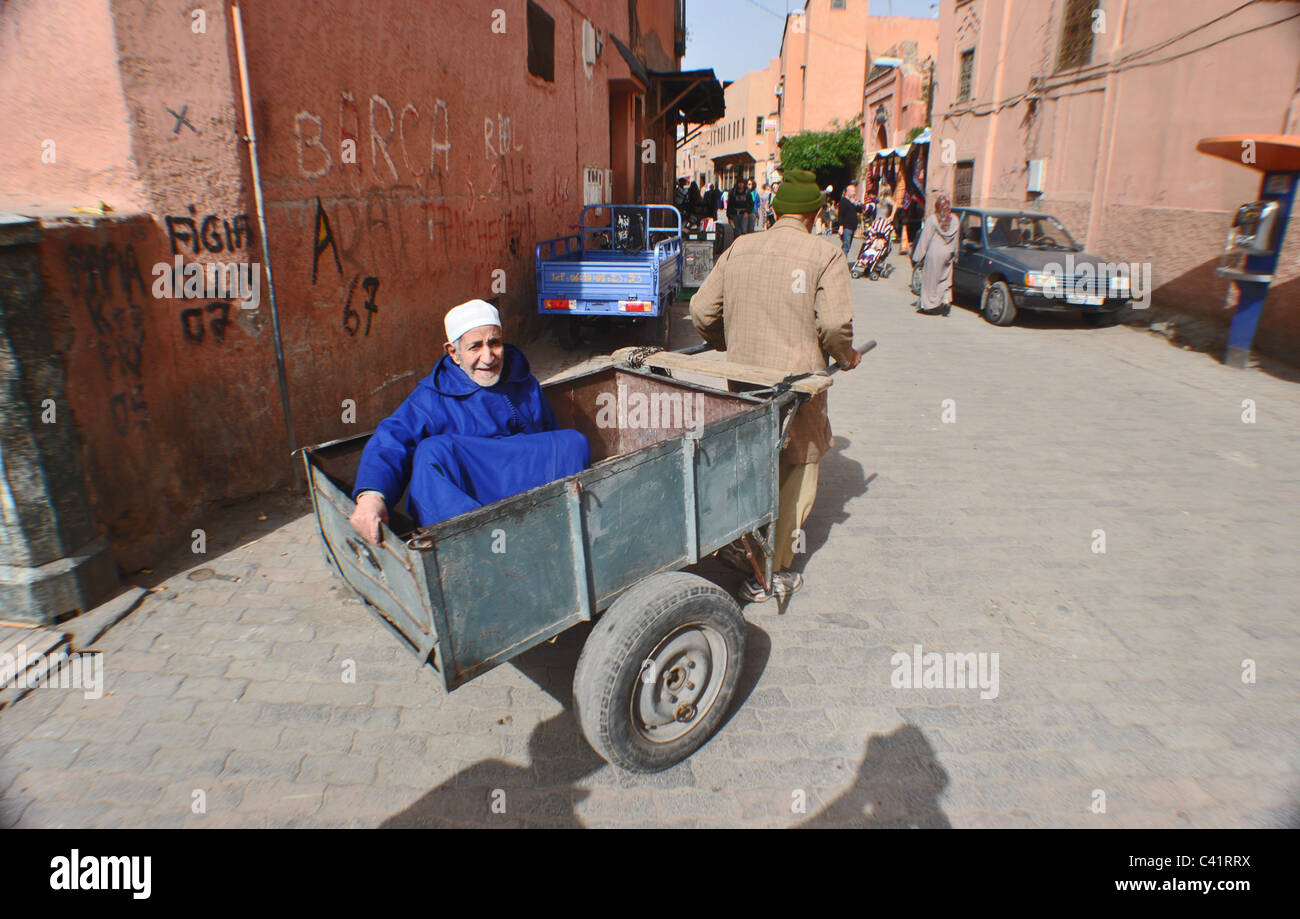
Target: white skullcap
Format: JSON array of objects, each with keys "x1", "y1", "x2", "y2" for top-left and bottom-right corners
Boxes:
[{"x1": 444, "y1": 299, "x2": 501, "y2": 344}]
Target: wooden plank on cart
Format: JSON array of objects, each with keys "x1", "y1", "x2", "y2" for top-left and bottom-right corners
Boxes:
[{"x1": 610, "y1": 347, "x2": 833, "y2": 395}]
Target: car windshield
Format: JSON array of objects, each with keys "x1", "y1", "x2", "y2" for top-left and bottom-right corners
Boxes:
[{"x1": 983, "y1": 215, "x2": 1079, "y2": 251}]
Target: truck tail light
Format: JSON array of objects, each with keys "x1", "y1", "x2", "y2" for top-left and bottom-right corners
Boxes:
[
  {"x1": 619, "y1": 300, "x2": 652, "y2": 312},
  {"x1": 544, "y1": 299, "x2": 575, "y2": 311}
]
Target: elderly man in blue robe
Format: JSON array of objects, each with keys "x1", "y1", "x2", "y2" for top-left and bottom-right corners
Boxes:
[{"x1": 349, "y1": 299, "x2": 591, "y2": 543}]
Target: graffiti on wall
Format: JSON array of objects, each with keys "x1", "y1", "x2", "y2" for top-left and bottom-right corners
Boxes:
[
  {"x1": 310, "y1": 196, "x2": 382, "y2": 337},
  {"x1": 292, "y1": 91, "x2": 551, "y2": 331},
  {"x1": 180, "y1": 302, "x2": 232, "y2": 344},
  {"x1": 64, "y1": 241, "x2": 151, "y2": 434},
  {"x1": 294, "y1": 92, "x2": 452, "y2": 189},
  {"x1": 164, "y1": 206, "x2": 252, "y2": 255}
]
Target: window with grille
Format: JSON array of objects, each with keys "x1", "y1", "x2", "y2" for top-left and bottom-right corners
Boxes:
[
  {"x1": 755, "y1": 116, "x2": 762, "y2": 135},
  {"x1": 527, "y1": 2, "x2": 555, "y2": 82},
  {"x1": 956, "y1": 49, "x2": 974, "y2": 103},
  {"x1": 1056, "y1": 0, "x2": 1098, "y2": 71},
  {"x1": 832, "y1": 0, "x2": 847, "y2": 9},
  {"x1": 954, "y1": 161, "x2": 974, "y2": 206}
]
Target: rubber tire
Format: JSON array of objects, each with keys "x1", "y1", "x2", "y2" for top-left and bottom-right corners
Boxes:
[
  {"x1": 981, "y1": 279, "x2": 1017, "y2": 326},
  {"x1": 910, "y1": 263, "x2": 923, "y2": 296},
  {"x1": 850, "y1": 266, "x2": 863, "y2": 279},
  {"x1": 655, "y1": 302, "x2": 672, "y2": 347},
  {"x1": 573, "y1": 572, "x2": 747, "y2": 773}
]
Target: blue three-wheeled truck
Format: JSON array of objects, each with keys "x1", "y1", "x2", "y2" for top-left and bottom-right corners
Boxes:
[{"x1": 536, "y1": 204, "x2": 682, "y2": 349}]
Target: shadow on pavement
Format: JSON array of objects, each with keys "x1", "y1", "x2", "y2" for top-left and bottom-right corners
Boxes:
[
  {"x1": 382, "y1": 621, "x2": 770, "y2": 828},
  {"x1": 800, "y1": 723, "x2": 951, "y2": 828},
  {"x1": 795, "y1": 437, "x2": 873, "y2": 572},
  {"x1": 119, "y1": 489, "x2": 312, "y2": 587},
  {"x1": 379, "y1": 710, "x2": 604, "y2": 828}
]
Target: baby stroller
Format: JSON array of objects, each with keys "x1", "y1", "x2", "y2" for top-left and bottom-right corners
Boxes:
[{"x1": 850, "y1": 216, "x2": 894, "y2": 280}]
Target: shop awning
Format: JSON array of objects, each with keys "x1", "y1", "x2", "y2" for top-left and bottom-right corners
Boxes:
[
  {"x1": 870, "y1": 129, "x2": 929, "y2": 159},
  {"x1": 650, "y1": 68, "x2": 725, "y2": 125},
  {"x1": 873, "y1": 143, "x2": 911, "y2": 159}
]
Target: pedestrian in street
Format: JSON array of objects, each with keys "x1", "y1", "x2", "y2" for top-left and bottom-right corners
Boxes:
[
  {"x1": 836, "y1": 182, "x2": 863, "y2": 261},
  {"x1": 759, "y1": 183, "x2": 774, "y2": 229},
  {"x1": 727, "y1": 178, "x2": 750, "y2": 234},
  {"x1": 913, "y1": 193, "x2": 959, "y2": 316},
  {"x1": 876, "y1": 181, "x2": 895, "y2": 229},
  {"x1": 815, "y1": 185, "x2": 836, "y2": 235},
  {"x1": 673, "y1": 177, "x2": 690, "y2": 225},
  {"x1": 689, "y1": 168, "x2": 863, "y2": 602},
  {"x1": 703, "y1": 182, "x2": 722, "y2": 228}
]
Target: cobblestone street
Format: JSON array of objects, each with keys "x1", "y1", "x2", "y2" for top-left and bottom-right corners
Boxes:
[{"x1": 3, "y1": 251, "x2": 1297, "y2": 828}]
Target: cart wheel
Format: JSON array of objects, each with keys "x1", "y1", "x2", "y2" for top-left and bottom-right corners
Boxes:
[
  {"x1": 910, "y1": 263, "x2": 923, "y2": 296},
  {"x1": 573, "y1": 572, "x2": 746, "y2": 772},
  {"x1": 850, "y1": 266, "x2": 863, "y2": 279}
]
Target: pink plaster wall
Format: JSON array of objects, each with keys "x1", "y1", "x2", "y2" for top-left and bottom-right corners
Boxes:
[
  {"x1": 0, "y1": 0, "x2": 147, "y2": 211},
  {"x1": 929, "y1": 0, "x2": 1300, "y2": 361}
]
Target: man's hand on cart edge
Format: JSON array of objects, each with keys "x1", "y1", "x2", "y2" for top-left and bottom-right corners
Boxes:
[
  {"x1": 840, "y1": 347, "x2": 863, "y2": 371},
  {"x1": 350, "y1": 492, "x2": 388, "y2": 545}
]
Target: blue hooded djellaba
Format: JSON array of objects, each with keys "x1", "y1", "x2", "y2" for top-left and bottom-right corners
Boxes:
[{"x1": 352, "y1": 344, "x2": 591, "y2": 528}]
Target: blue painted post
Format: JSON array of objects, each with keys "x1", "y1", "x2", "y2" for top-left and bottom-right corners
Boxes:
[{"x1": 1224, "y1": 170, "x2": 1297, "y2": 368}]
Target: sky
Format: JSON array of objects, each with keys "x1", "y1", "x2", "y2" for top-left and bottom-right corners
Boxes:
[{"x1": 682, "y1": 0, "x2": 938, "y2": 83}]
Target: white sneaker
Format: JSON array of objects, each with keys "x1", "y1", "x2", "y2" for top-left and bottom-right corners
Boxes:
[{"x1": 739, "y1": 571, "x2": 803, "y2": 602}]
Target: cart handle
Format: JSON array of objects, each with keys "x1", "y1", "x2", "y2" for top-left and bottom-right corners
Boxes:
[{"x1": 745, "y1": 340, "x2": 877, "y2": 400}]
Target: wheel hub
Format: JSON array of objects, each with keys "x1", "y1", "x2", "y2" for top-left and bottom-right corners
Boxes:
[{"x1": 633, "y1": 624, "x2": 727, "y2": 744}]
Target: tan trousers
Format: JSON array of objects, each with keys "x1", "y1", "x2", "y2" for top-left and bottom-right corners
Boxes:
[{"x1": 764, "y1": 460, "x2": 820, "y2": 571}]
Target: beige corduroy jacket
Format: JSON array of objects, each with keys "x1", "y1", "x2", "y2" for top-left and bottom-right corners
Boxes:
[{"x1": 689, "y1": 215, "x2": 856, "y2": 465}]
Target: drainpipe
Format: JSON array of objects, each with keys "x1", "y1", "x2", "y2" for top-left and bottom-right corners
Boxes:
[{"x1": 231, "y1": 1, "x2": 297, "y2": 456}]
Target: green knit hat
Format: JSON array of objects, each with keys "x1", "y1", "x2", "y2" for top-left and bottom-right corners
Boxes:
[{"x1": 772, "y1": 168, "x2": 825, "y2": 214}]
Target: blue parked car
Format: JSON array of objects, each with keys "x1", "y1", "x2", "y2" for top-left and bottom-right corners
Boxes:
[
  {"x1": 938, "y1": 207, "x2": 1135, "y2": 326},
  {"x1": 536, "y1": 204, "x2": 682, "y2": 348}
]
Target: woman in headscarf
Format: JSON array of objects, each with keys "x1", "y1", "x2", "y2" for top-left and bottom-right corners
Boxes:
[{"x1": 913, "y1": 193, "x2": 959, "y2": 316}]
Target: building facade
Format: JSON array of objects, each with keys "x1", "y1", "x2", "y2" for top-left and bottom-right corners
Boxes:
[
  {"x1": 777, "y1": 1, "x2": 937, "y2": 136},
  {"x1": 0, "y1": 0, "x2": 693, "y2": 601},
  {"x1": 862, "y1": 36, "x2": 939, "y2": 155},
  {"x1": 928, "y1": 0, "x2": 1300, "y2": 360}
]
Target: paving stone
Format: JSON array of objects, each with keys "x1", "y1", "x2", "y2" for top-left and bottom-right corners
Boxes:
[
  {"x1": 133, "y1": 721, "x2": 213, "y2": 747},
  {"x1": 221, "y1": 751, "x2": 305, "y2": 782},
  {"x1": 297, "y1": 753, "x2": 379, "y2": 784}
]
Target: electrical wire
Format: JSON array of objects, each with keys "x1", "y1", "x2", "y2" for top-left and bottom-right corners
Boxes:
[{"x1": 941, "y1": 6, "x2": 1300, "y2": 121}]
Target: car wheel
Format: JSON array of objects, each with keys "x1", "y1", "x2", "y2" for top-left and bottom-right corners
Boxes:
[{"x1": 981, "y1": 280, "x2": 1016, "y2": 326}]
